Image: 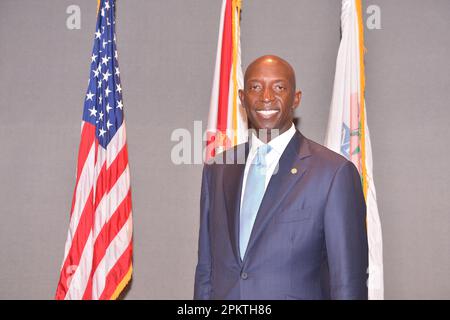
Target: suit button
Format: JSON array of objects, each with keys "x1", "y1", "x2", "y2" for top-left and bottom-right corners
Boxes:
[{"x1": 241, "y1": 272, "x2": 248, "y2": 280}]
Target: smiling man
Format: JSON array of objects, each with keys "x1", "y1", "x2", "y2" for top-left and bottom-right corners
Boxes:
[{"x1": 194, "y1": 55, "x2": 369, "y2": 300}]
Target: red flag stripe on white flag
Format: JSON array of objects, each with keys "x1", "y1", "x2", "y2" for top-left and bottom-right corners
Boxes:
[{"x1": 206, "y1": 0, "x2": 247, "y2": 161}]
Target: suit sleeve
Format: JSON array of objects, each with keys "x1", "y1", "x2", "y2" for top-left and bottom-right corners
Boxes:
[
  {"x1": 193, "y1": 165, "x2": 213, "y2": 299},
  {"x1": 324, "y1": 161, "x2": 369, "y2": 300}
]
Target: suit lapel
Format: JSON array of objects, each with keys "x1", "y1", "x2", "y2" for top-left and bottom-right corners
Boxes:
[
  {"x1": 222, "y1": 143, "x2": 249, "y2": 264},
  {"x1": 243, "y1": 131, "x2": 312, "y2": 261}
]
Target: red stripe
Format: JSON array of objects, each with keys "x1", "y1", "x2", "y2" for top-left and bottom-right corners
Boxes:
[
  {"x1": 93, "y1": 190, "x2": 131, "y2": 271},
  {"x1": 99, "y1": 243, "x2": 133, "y2": 299},
  {"x1": 55, "y1": 189, "x2": 95, "y2": 300},
  {"x1": 217, "y1": 0, "x2": 233, "y2": 132},
  {"x1": 70, "y1": 123, "x2": 96, "y2": 217},
  {"x1": 82, "y1": 190, "x2": 132, "y2": 299},
  {"x1": 80, "y1": 145, "x2": 129, "y2": 299},
  {"x1": 82, "y1": 275, "x2": 93, "y2": 300},
  {"x1": 94, "y1": 145, "x2": 129, "y2": 213},
  {"x1": 58, "y1": 139, "x2": 129, "y2": 299}
]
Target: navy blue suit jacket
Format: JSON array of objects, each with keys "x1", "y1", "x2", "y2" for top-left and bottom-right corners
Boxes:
[{"x1": 194, "y1": 131, "x2": 368, "y2": 299}]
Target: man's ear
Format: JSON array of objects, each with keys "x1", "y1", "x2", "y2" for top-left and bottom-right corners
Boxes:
[
  {"x1": 238, "y1": 89, "x2": 245, "y2": 108},
  {"x1": 292, "y1": 90, "x2": 302, "y2": 110}
]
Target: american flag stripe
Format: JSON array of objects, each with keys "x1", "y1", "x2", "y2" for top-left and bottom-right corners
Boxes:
[
  {"x1": 66, "y1": 233, "x2": 94, "y2": 299},
  {"x1": 100, "y1": 244, "x2": 133, "y2": 299},
  {"x1": 58, "y1": 127, "x2": 130, "y2": 299},
  {"x1": 93, "y1": 142, "x2": 128, "y2": 212},
  {"x1": 60, "y1": 187, "x2": 94, "y2": 279},
  {"x1": 68, "y1": 138, "x2": 96, "y2": 224},
  {"x1": 56, "y1": 0, "x2": 132, "y2": 300},
  {"x1": 81, "y1": 187, "x2": 130, "y2": 301},
  {"x1": 71, "y1": 123, "x2": 96, "y2": 197},
  {"x1": 93, "y1": 166, "x2": 130, "y2": 240},
  {"x1": 92, "y1": 190, "x2": 132, "y2": 271},
  {"x1": 93, "y1": 215, "x2": 133, "y2": 299},
  {"x1": 106, "y1": 122, "x2": 127, "y2": 168},
  {"x1": 92, "y1": 124, "x2": 126, "y2": 211},
  {"x1": 61, "y1": 135, "x2": 97, "y2": 265}
]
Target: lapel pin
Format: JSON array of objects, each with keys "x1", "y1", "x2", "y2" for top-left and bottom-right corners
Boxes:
[{"x1": 291, "y1": 168, "x2": 298, "y2": 175}]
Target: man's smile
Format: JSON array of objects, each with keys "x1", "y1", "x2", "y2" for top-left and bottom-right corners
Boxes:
[{"x1": 255, "y1": 109, "x2": 280, "y2": 119}]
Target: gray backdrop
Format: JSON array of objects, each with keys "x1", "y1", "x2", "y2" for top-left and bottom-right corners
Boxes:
[{"x1": 0, "y1": 0, "x2": 449, "y2": 299}]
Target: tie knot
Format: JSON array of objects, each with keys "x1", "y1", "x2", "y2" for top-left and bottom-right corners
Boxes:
[{"x1": 255, "y1": 144, "x2": 271, "y2": 166}]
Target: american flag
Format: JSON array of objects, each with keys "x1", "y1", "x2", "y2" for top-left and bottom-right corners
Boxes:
[{"x1": 55, "y1": 0, "x2": 132, "y2": 300}]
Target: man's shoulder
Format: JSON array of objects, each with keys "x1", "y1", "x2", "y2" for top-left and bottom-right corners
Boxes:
[{"x1": 301, "y1": 135, "x2": 350, "y2": 170}]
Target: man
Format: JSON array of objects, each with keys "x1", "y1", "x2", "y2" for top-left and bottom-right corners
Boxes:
[{"x1": 194, "y1": 55, "x2": 368, "y2": 300}]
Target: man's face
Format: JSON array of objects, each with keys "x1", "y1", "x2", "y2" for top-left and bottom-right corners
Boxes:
[{"x1": 239, "y1": 57, "x2": 301, "y2": 137}]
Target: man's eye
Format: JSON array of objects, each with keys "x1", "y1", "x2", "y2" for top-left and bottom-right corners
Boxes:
[
  {"x1": 250, "y1": 85, "x2": 261, "y2": 90},
  {"x1": 275, "y1": 85, "x2": 285, "y2": 91}
]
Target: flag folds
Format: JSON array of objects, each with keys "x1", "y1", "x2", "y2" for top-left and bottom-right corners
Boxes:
[
  {"x1": 55, "y1": 0, "x2": 132, "y2": 300},
  {"x1": 206, "y1": 0, "x2": 247, "y2": 161},
  {"x1": 324, "y1": 0, "x2": 384, "y2": 299}
]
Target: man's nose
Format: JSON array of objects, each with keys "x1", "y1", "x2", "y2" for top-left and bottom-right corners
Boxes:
[{"x1": 262, "y1": 87, "x2": 274, "y2": 102}]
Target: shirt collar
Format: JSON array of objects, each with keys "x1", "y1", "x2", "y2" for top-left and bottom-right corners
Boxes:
[{"x1": 249, "y1": 123, "x2": 296, "y2": 155}]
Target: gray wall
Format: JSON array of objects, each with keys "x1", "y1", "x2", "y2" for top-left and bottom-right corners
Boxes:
[{"x1": 0, "y1": 0, "x2": 449, "y2": 299}]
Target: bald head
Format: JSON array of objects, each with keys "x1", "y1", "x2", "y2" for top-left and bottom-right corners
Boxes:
[
  {"x1": 239, "y1": 55, "x2": 302, "y2": 141},
  {"x1": 244, "y1": 55, "x2": 296, "y2": 89}
]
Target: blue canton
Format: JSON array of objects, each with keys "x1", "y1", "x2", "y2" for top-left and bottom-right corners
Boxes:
[{"x1": 82, "y1": 0, "x2": 123, "y2": 149}]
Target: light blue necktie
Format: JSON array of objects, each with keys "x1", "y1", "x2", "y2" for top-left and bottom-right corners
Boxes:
[{"x1": 239, "y1": 144, "x2": 272, "y2": 259}]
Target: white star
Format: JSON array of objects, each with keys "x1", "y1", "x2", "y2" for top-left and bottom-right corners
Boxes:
[
  {"x1": 98, "y1": 95, "x2": 102, "y2": 104},
  {"x1": 114, "y1": 50, "x2": 118, "y2": 59},
  {"x1": 107, "y1": 18, "x2": 111, "y2": 26},
  {"x1": 116, "y1": 83, "x2": 122, "y2": 94},
  {"x1": 106, "y1": 103, "x2": 112, "y2": 113},
  {"x1": 99, "y1": 111, "x2": 104, "y2": 121},
  {"x1": 101, "y1": 55, "x2": 110, "y2": 65},
  {"x1": 105, "y1": 86, "x2": 111, "y2": 97},
  {"x1": 116, "y1": 100, "x2": 123, "y2": 110},
  {"x1": 93, "y1": 68, "x2": 100, "y2": 78},
  {"x1": 88, "y1": 106, "x2": 97, "y2": 117},
  {"x1": 86, "y1": 91, "x2": 95, "y2": 101},
  {"x1": 97, "y1": 80, "x2": 102, "y2": 88},
  {"x1": 105, "y1": 1, "x2": 110, "y2": 10},
  {"x1": 95, "y1": 30, "x2": 101, "y2": 39},
  {"x1": 91, "y1": 54, "x2": 97, "y2": 63},
  {"x1": 106, "y1": 120, "x2": 113, "y2": 130},
  {"x1": 102, "y1": 70, "x2": 111, "y2": 82},
  {"x1": 99, "y1": 127, "x2": 106, "y2": 137},
  {"x1": 101, "y1": 8, "x2": 105, "y2": 17},
  {"x1": 115, "y1": 67, "x2": 120, "y2": 76},
  {"x1": 102, "y1": 39, "x2": 107, "y2": 49}
]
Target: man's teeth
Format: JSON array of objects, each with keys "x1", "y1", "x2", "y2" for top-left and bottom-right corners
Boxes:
[{"x1": 256, "y1": 110, "x2": 279, "y2": 116}]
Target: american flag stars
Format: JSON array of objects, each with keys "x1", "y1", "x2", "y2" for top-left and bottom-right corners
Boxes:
[{"x1": 82, "y1": 0, "x2": 123, "y2": 148}]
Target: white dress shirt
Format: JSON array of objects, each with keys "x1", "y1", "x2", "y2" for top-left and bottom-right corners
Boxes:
[{"x1": 240, "y1": 123, "x2": 296, "y2": 212}]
